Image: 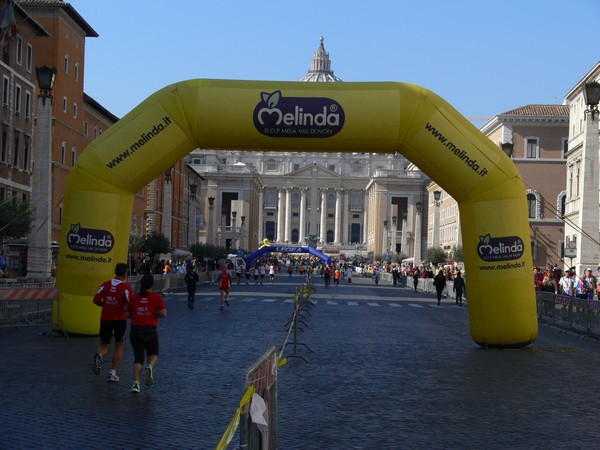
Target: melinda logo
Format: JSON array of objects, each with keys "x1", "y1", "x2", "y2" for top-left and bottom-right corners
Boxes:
[
  {"x1": 477, "y1": 234, "x2": 524, "y2": 262},
  {"x1": 67, "y1": 223, "x2": 114, "y2": 254},
  {"x1": 253, "y1": 90, "x2": 345, "y2": 138}
]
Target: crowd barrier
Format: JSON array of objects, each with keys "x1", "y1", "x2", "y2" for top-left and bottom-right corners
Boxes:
[
  {"x1": 217, "y1": 280, "x2": 315, "y2": 449},
  {"x1": 537, "y1": 291, "x2": 600, "y2": 337},
  {"x1": 0, "y1": 285, "x2": 58, "y2": 329}
]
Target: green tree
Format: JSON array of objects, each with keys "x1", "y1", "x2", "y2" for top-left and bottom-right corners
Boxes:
[
  {"x1": 190, "y1": 242, "x2": 227, "y2": 261},
  {"x1": 129, "y1": 232, "x2": 144, "y2": 255},
  {"x1": 425, "y1": 246, "x2": 447, "y2": 266},
  {"x1": 0, "y1": 200, "x2": 31, "y2": 243},
  {"x1": 141, "y1": 231, "x2": 170, "y2": 261},
  {"x1": 452, "y1": 245, "x2": 464, "y2": 263}
]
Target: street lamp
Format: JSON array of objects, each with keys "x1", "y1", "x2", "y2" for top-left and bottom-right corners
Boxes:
[
  {"x1": 414, "y1": 201, "x2": 423, "y2": 267},
  {"x1": 27, "y1": 66, "x2": 56, "y2": 278},
  {"x1": 500, "y1": 141, "x2": 514, "y2": 158},
  {"x1": 433, "y1": 190, "x2": 441, "y2": 206},
  {"x1": 232, "y1": 211, "x2": 237, "y2": 251},
  {"x1": 433, "y1": 191, "x2": 441, "y2": 248},
  {"x1": 207, "y1": 197, "x2": 215, "y2": 244},
  {"x1": 240, "y1": 215, "x2": 246, "y2": 251},
  {"x1": 161, "y1": 166, "x2": 174, "y2": 243},
  {"x1": 584, "y1": 81, "x2": 600, "y2": 120},
  {"x1": 36, "y1": 65, "x2": 56, "y2": 103},
  {"x1": 188, "y1": 183, "x2": 198, "y2": 247}
]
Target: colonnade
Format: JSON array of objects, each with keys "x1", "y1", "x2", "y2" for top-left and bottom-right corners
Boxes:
[{"x1": 263, "y1": 187, "x2": 364, "y2": 245}]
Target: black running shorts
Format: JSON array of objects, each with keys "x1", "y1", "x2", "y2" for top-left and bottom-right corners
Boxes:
[
  {"x1": 129, "y1": 326, "x2": 159, "y2": 365},
  {"x1": 99, "y1": 320, "x2": 127, "y2": 344}
]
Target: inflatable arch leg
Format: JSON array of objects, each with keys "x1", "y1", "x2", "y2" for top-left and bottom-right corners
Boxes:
[{"x1": 56, "y1": 79, "x2": 537, "y2": 347}]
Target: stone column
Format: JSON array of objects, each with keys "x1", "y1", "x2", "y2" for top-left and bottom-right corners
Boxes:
[
  {"x1": 258, "y1": 191, "x2": 264, "y2": 241},
  {"x1": 362, "y1": 190, "x2": 368, "y2": 243},
  {"x1": 276, "y1": 189, "x2": 284, "y2": 243},
  {"x1": 342, "y1": 190, "x2": 350, "y2": 244},
  {"x1": 576, "y1": 113, "x2": 600, "y2": 272},
  {"x1": 320, "y1": 189, "x2": 327, "y2": 244},
  {"x1": 334, "y1": 189, "x2": 342, "y2": 244},
  {"x1": 299, "y1": 188, "x2": 306, "y2": 244},
  {"x1": 27, "y1": 93, "x2": 53, "y2": 278},
  {"x1": 284, "y1": 187, "x2": 292, "y2": 243}
]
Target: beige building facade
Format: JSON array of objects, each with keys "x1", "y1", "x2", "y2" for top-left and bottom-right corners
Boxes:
[{"x1": 427, "y1": 105, "x2": 569, "y2": 268}]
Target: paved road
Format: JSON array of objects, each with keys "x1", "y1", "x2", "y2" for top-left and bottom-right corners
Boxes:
[{"x1": 2, "y1": 272, "x2": 600, "y2": 449}]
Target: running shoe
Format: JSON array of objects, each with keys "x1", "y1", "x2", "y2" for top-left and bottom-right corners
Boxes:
[
  {"x1": 92, "y1": 353, "x2": 102, "y2": 375},
  {"x1": 145, "y1": 365, "x2": 154, "y2": 386},
  {"x1": 107, "y1": 371, "x2": 120, "y2": 382},
  {"x1": 131, "y1": 382, "x2": 141, "y2": 393},
  {"x1": 225, "y1": 299, "x2": 230, "y2": 306}
]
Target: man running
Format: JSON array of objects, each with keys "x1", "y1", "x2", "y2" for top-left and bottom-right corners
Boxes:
[{"x1": 91, "y1": 263, "x2": 133, "y2": 382}]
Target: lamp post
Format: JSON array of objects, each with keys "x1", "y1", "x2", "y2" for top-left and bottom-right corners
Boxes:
[
  {"x1": 383, "y1": 217, "x2": 389, "y2": 257},
  {"x1": 207, "y1": 196, "x2": 215, "y2": 244},
  {"x1": 414, "y1": 201, "x2": 422, "y2": 267},
  {"x1": 400, "y1": 211, "x2": 408, "y2": 256},
  {"x1": 239, "y1": 215, "x2": 246, "y2": 251},
  {"x1": 500, "y1": 141, "x2": 514, "y2": 158},
  {"x1": 27, "y1": 66, "x2": 56, "y2": 279},
  {"x1": 162, "y1": 166, "x2": 174, "y2": 244},
  {"x1": 391, "y1": 215, "x2": 397, "y2": 257},
  {"x1": 232, "y1": 210, "x2": 237, "y2": 252},
  {"x1": 187, "y1": 183, "x2": 197, "y2": 247},
  {"x1": 432, "y1": 190, "x2": 441, "y2": 248}
]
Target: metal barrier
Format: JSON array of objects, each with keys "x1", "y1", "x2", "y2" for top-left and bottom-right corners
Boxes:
[
  {"x1": 240, "y1": 346, "x2": 278, "y2": 450},
  {"x1": 537, "y1": 291, "x2": 600, "y2": 337},
  {"x1": 0, "y1": 286, "x2": 58, "y2": 328}
]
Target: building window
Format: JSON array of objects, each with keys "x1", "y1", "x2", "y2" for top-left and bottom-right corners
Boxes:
[
  {"x1": 292, "y1": 193, "x2": 300, "y2": 209},
  {"x1": 64, "y1": 54, "x2": 69, "y2": 74},
  {"x1": 562, "y1": 138, "x2": 568, "y2": 159},
  {"x1": 328, "y1": 164, "x2": 336, "y2": 172},
  {"x1": 73, "y1": 103, "x2": 77, "y2": 118},
  {"x1": 14, "y1": 84, "x2": 20, "y2": 114},
  {"x1": 23, "y1": 136, "x2": 30, "y2": 171},
  {"x1": 527, "y1": 193, "x2": 536, "y2": 219},
  {"x1": 351, "y1": 164, "x2": 362, "y2": 174},
  {"x1": 525, "y1": 137, "x2": 539, "y2": 158},
  {"x1": 351, "y1": 193, "x2": 362, "y2": 210},
  {"x1": 576, "y1": 163, "x2": 580, "y2": 197},
  {"x1": 84, "y1": 121, "x2": 88, "y2": 136},
  {"x1": 61, "y1": 141, "x2": 66, "y2": 164},
  {"x1": 266, "y1": 161, "x2": 278, "y2": 172},
  {"x1": 531, "y1": 239, "x2": 538, "y2": 261},
  {"x1": 26, "y1": 44, "x2": 32, "y2": 72},
  {"x1": 1, "y1": 126, "x2": 7, "y2": 162},
  {"x1": 71, "y1": 147, "x2": 76, "y2": 166},
  {"x1": 62, "y1": 96, "x2": 67, "y2": 113},
  {"x1": 327, "y1": 193, "x2": 335, "y2": 209},
  {"x1": 2, "y1": 76, "x2": 8, "y2": 106},
  {"x1": 74, "y1": 63, "x2": 79, "y2": 81},
  {"x1": 59, "y1": 204, "x2": 63, "y2": 225},
  {"x1": 16, "y1": 36, "x2": 22, "y2": 65},
  {"x1": 25, "y1": 91, "x2": 31, "y2": 119},
  {"x1": 12, "y1": 133, "x2": 19, "y2": 168},
  {"x1": 265, "y1": 221, "x2": 276, "y2": 241},
  {"x1": 293, "y1": 163, "x2": 300, "y2": 172},
  {"x1": 568, "y1": 166, "x2": 573, "y2": 199}
]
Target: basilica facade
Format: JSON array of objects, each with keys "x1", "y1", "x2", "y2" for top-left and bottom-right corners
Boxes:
[{"x1": 189, "y1": 38, "x2": 431, "y2": 259}]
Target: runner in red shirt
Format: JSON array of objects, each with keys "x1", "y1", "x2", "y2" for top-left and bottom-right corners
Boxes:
[
  {"x1": 218, "y1": 267, "x2": 231, "y2": 310},
  {"x1": 91, "y1": 262, "x2": 133, "y2": 382},
  {"x1": 127, "y1": 273, "x2": 167, "y2": 393}
]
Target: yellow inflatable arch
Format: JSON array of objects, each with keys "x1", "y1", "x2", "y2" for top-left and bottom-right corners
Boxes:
[{"x1": 55, "y1": 79, "x2": 537, "y2": 347}]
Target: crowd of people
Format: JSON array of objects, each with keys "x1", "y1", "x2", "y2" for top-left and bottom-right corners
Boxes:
[{"x1": 536, "y1": 264, "x2": 600, "y2": 300}]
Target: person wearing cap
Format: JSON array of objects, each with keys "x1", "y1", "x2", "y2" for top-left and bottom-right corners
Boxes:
[{"x1": 559, "y1": 269, "x2": 574, "y2": 296}]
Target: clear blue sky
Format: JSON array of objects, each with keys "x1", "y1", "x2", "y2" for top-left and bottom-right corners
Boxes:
[{"x1": 72, "y1": 0, "x2": 600, "y2": 123}]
